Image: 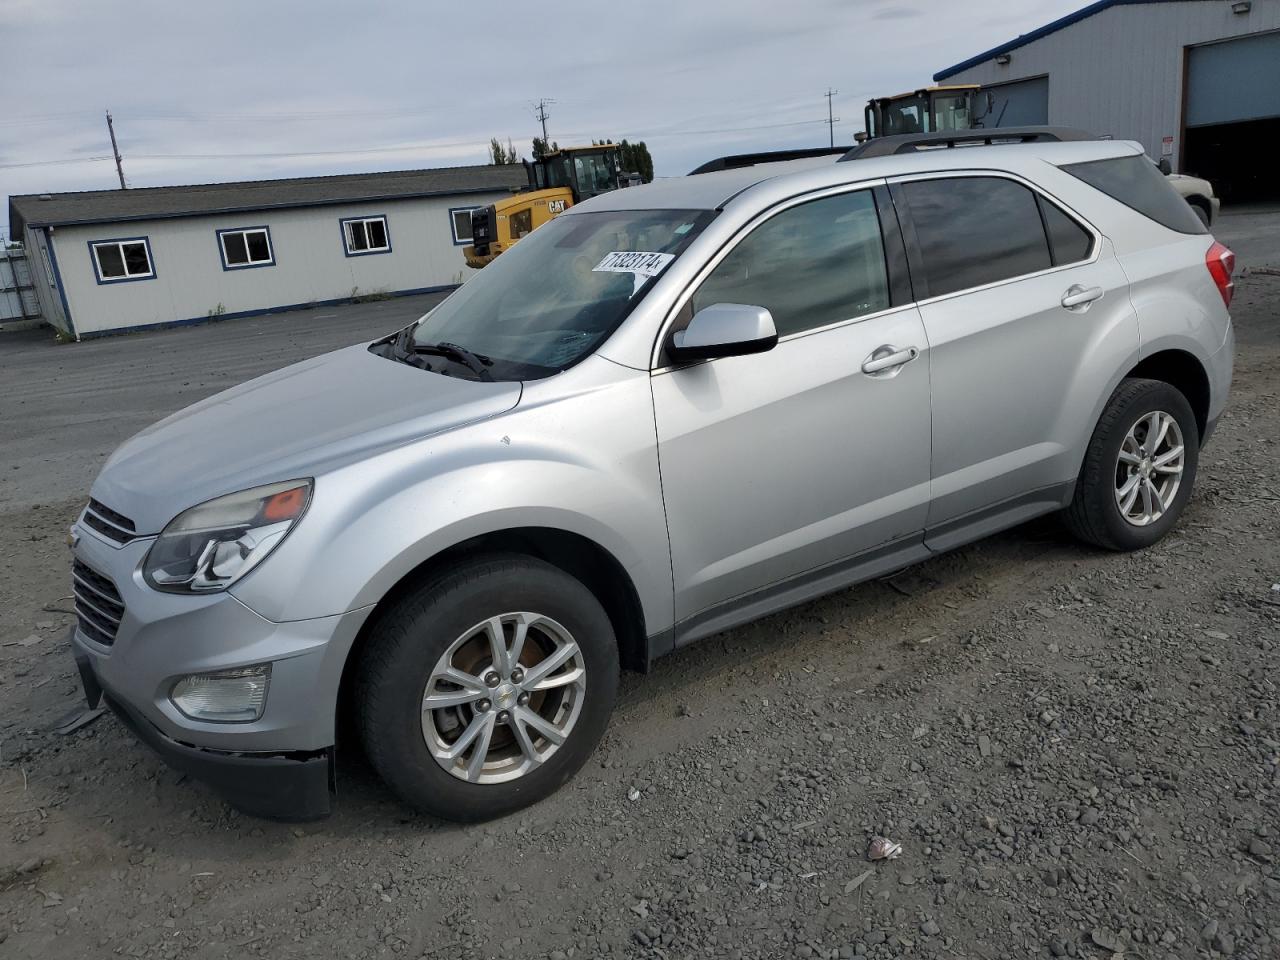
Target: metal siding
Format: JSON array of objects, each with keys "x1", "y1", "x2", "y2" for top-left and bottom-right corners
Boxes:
[
  {"x1": 1186, "y1": 30, "x2": 1280, "y2": 125},
  {"x1": 941, "y1": 1, "x2": 1280, "y2": 169},
  {"x1": 53, "y1": 192, "x2": 507, "y2": 336}
]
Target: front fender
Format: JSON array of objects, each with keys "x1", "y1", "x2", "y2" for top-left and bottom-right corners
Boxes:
[{"x1": 230, "y1": 360, "x2": 672, "y2": 633}]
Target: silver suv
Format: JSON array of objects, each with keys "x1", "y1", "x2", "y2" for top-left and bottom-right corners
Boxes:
[{"x1": 69, "y1": 130, "x2": 1235, "y2": 821}]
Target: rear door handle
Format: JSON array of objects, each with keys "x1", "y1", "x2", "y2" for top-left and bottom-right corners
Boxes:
[
  {"x1": 861, "y1": 345, "x2": 919, "y2": 376},
  {"x1": 1061, "y1": 284, "x2": 1104, "y2": 309}
]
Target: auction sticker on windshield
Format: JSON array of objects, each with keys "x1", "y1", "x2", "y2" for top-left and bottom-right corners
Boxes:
[{"x1": 594, "y1": 251, "x2": 676, "y2": 294}]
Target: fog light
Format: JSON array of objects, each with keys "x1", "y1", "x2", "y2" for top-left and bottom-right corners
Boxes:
[{"x1": 171, "y1": 665, "x2": 271, "y2": 722}]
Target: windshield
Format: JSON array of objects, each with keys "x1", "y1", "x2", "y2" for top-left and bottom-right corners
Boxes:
[{"x1": 396, "y1": 208, "x2": 712, "y2": 380}]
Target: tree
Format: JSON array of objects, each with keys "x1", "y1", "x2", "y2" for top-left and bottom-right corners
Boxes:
[
  {"x1": 488, "y1": 137, "x2": 520, "y2": 164},
  {"x1": 531, "y1": 136, "x2": 560, "y2": 159},
  {"x1": 619, "y1": 139, "x2": 654, "y2": 183}
]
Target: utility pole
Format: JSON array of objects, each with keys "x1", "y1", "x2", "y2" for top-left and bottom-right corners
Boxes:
[
  {"x1": 533, "y1": 98, "x2": 555, "y2": 143},
  {"x1": 824, "y1": 89, "x2": 840, "y2": 148},
  {"x1": 105, "y1": 110, "x2": 126, "y2": 189}
]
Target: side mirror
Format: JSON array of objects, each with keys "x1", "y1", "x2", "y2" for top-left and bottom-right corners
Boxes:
[
  {"x1": 668, "y1": 303, "x2": 778, "y2": 364},
  {"x1": 1157, "y1": 157, "x2": 1172, "y2": 175}
]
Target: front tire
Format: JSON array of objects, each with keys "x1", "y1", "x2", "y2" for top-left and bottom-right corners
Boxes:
[
  {"x1": 1064, "y1": 378, "x2": 1199, "y2": 551},
  {"x1": 356, "y1": 555, "x2": 618, "y2": 821}
]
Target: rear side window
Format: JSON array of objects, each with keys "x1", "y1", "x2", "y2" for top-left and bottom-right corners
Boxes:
[
  {"x1": 691, "y1": 189, "x2": 890, "y2": 338},
  {"x1": 902, "y1": 177, "x2": 1051, "y2": 298},
  {"x1": 1060, "y1": 155, "x2": 1207, "y2": 235},
  {"x1": 1037, "y1": 196, "x2": 1094, "y2": 266}
]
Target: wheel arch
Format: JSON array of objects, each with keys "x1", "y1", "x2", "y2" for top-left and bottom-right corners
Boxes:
[
  {"x1": 1124, "y1": 348, "x2": 1210, "y2": 441},
  {"x1": 336, "y1": 526, "x2": 651, "y2": 739}
]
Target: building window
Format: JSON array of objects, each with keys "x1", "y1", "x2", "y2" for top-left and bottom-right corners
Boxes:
[
  {"x1": 449, "y1": 206, "x2": 481, "y2": 245},
  {"x1": 89, "y1": 237, "x2": 155, "y2": 283},
  {"x1": 217, "y1": 226, "x2": 275, "y2": 269},
  {"x1": 341, "y1": 215, "x2": 391, "y2": 256}
]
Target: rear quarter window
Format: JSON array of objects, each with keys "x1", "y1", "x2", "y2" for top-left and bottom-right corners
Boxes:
[{"x1": 1060, "y1": 155, "x2": 1207, "y2": 235}]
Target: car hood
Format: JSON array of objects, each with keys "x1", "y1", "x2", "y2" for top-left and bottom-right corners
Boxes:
[
  {"x1": 90, "y1": 344, "x2": 522, "y2": 535},
  {"x1": 1167, "y1": 173, "x2": 1212, "y2": 196}
]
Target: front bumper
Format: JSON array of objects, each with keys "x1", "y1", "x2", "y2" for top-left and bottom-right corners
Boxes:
[
  {"x1": 69, "y1": 521, "x2": 374, "y2": 818},
  {"x1": 74, "y1": 635, "x2": 334, "y2": 819}
]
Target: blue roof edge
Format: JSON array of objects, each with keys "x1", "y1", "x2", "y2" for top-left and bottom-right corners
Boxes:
[{"x1": 933, "y1": 0, "x2": 1175, "y2": 81}]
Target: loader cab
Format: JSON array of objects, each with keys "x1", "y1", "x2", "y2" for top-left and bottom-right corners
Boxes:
[
  {"x1": 864, "y1": 85, "x2": 993, "y2": 140},
  {"x1": 527, "y1": 145, "x2": 625, "y2": 202}
]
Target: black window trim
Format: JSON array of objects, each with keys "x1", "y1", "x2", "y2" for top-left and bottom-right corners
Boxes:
[
  {"x1": 887, "y1": 169, "x2": 1101, "y2": 306},
  {"x1": 650, "y1": 178, "x2": 912, "y2": 371}
]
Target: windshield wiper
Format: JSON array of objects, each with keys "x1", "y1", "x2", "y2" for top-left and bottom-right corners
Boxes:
[{"x1": 410, "y1": 340, "x2": 494, "y2": 381}]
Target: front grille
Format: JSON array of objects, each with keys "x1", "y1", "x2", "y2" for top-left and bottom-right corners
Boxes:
[
  {"x1": 72, "y1": 559, "x2": 125, "y2": 647},
  {"x1": 83, "y1": 498, "x2": 137, "y2": 545}
]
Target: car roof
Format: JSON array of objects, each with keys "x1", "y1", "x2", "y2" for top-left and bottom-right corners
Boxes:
[{"x1": 573, "y1": 138, "x2": 1144, "y2": 214}]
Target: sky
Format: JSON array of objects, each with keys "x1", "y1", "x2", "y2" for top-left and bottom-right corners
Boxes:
[{"x1": 0, "y1": 0, "x2": 1087, "y2": 240}]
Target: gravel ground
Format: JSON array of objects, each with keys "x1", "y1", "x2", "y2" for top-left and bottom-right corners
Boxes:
[{"x1": 0, "y1": 218, "x2": 1277, "y2": 959}]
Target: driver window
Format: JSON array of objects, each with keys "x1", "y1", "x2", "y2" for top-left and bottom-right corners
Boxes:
[{"x1": 690, "y1": 190, "x2": 890, "y2": 338}]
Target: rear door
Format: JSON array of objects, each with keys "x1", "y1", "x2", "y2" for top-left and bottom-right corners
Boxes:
[
  {"x1": 892, "y1": 172, "x2": 1136, "y2": 543},
  {"x1": 652, "y1": 185, "x2": 932, "y2": 625}
]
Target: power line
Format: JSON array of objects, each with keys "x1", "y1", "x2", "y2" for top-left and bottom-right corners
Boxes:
[
  {"x1": 0, "y1": 157, "x2": 113, "y2": 170},
  {"x1": 0, "y1": 117, "x2": 831, "y2": 171}
]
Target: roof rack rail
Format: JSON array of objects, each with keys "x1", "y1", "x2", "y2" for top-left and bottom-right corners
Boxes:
[
  {"x1": 688, "y1": 147, "x2": 848, "y2": 176},
  {"x1": 839, "y1": 126, "x2": 1096, "y2": 161}
]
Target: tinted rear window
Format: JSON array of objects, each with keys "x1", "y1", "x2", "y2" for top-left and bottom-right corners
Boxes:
[
  {"x1": 902, "y1": 176, "x2": 1052, "y2": 298},
  {"x1": 1060, "y1": 155, "x2": 1207, "y2": 235}
]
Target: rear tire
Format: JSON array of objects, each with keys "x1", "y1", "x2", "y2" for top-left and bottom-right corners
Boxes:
[
  {"x1": 1064, "y1": 378, "x2": 1199, "y2": 551},
  {"x1": 356, "y1": 555, "x2": 618, "y2": 822},
  {"x1": 1190, "y1": 201, "x2": 1211, "y2": 228}
]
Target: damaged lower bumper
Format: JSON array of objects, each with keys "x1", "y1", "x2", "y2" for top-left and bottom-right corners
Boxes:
[{"x1": 74, "y1": 640, "x2": 334, "y2": 821}]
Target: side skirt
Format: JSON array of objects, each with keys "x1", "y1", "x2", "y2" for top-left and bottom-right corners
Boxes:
[
  {"x1": 671, "y1": 535, "x2": 931, "y2": 650},
  {"x1": 646, "y1": 481, "x2": 1077, "y2": 665}
]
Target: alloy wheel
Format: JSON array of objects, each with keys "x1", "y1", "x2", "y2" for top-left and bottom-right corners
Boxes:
[
  {"x1": 1114, "y1": 410, "x2": 1185, "y2": 526},
  {"x1": 421, "y1": 612, "x2": 587, "y2": 784}
]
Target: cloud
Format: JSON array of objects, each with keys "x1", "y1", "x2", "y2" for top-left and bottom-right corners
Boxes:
[
  {"x1": 872, "y1": 6, "x2": 923, "y2": 20},
  {"x1": 2, "y1": 0, "x2": 1087, "y2": 238}
]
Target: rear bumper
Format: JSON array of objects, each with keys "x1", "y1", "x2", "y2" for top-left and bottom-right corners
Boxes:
[{"x1": 74, "y1": 634, "x2": 334, "y2": 820}]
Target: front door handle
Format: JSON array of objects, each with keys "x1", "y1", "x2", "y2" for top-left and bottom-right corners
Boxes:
[
  {"x1": 1061, "y1": 284, "x2": 1104, "y2": 310},
  {"x1": 861, "y1": 345, "x2": 919, "y2": 376}
]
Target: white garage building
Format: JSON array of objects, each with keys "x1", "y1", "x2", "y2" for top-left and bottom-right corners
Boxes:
[
  {"x1": 8, "y1": 163, "x2": 526, "y2": 339},
  {"x1": 934, "y1": 0, "x2": 1280, "y2": 201}
]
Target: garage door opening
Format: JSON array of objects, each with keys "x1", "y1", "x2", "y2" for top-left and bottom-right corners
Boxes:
[
  {"x1": 1183, "y1": 30, "x2": 1280, "y2": 205},
  {"x1": 1183, "y1": 118, "x2": 1280, "y2": 204}
]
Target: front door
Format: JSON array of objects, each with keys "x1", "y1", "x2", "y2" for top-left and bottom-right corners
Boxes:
[{"x1": 651, "y1": 187, "x2": 932, "y2": 625}]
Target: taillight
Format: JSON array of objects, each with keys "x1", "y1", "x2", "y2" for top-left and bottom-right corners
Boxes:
[{"x1": 1205, "y1": 241, "x2": 1235, "y2": 308}]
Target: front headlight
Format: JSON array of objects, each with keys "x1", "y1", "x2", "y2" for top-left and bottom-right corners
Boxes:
[{"x1": 143, "y1": 480, "x2": 311, "y2": 594}]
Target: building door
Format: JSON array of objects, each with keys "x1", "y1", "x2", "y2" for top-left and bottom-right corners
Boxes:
[
  {"x1": 984, "y1": 76, "x2": 1049, "y2": 128},
  {"x1": 1183, "y1": 30, "x2": 1280, "y2": 202}
]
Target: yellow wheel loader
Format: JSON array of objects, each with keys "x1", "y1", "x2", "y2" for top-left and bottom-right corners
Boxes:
[{"x1": 463, "y1": 144, "x2": 629, "y2": 269}]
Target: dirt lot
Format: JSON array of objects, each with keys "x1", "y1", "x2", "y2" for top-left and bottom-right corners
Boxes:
[{"x1": 1, "y1": 217, "x2": 1278, "y2": 960}]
